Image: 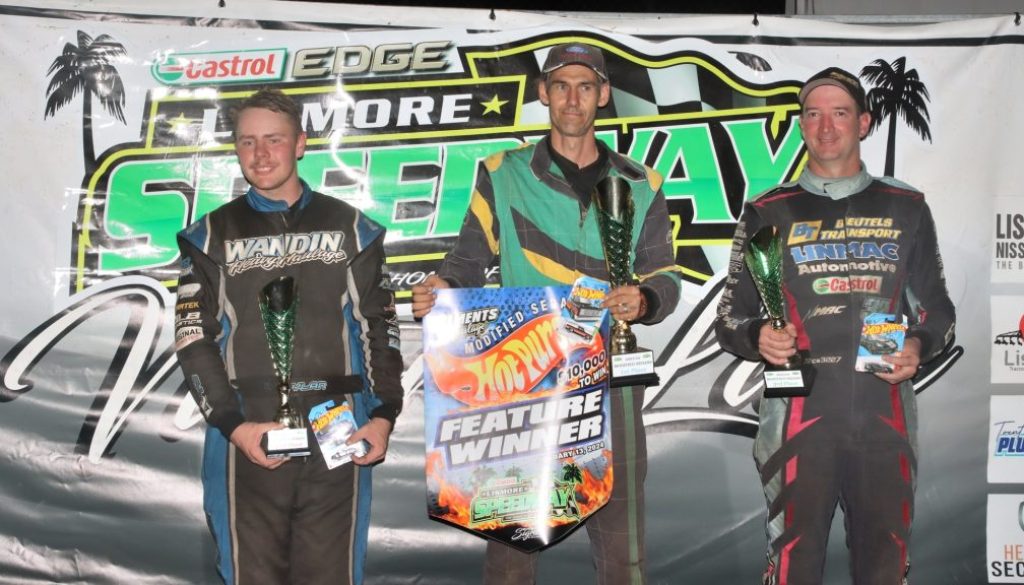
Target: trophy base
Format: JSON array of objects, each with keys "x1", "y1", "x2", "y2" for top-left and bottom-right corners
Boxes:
[
  {"x1": 762, "y1": 357, "x2": 815, "y2": 398},
  {"x1": 610, "y1": 348, "x2": 660, "y2": 388},
  {"x1": 263, "y1": 427, "x2": 311, "y2": 458}
]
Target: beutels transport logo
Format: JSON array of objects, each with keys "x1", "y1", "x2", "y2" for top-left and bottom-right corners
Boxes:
[{"x1": 153, "y1": 49, "x2": 287, "y2": 85}]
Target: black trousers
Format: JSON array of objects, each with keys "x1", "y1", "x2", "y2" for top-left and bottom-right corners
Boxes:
[{"x1": 232, "y1": 449, "x2": 362, "y2": 585}]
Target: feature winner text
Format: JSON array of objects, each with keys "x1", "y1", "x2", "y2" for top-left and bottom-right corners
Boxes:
[{"x1": 436, "y1": 387, "x2": 605, "y2": 467}]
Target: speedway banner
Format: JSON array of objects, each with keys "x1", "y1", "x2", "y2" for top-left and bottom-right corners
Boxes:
[
  {"x1": 0, "y1": 1, "x2": 1015, "y2": 583},
  {"x1": 422, "y1": 283, "x2": 612, "y2": 551}
]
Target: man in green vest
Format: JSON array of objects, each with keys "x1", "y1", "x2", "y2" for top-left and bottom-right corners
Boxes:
[{"x1": 412, "y1": 43, "x2": 681, "y2": 585}]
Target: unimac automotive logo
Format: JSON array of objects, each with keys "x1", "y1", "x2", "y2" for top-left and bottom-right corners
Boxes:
[{"x1": 152, "y1": 49, "x2": 287, "y2": 86}]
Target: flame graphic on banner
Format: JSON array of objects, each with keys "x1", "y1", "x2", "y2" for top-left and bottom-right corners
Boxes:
[{"x1": 426, "y1": 450, "x2": 615, "y2": 531}]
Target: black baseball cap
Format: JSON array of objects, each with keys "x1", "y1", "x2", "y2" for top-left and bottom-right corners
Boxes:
[
  {"x1": 541, "y1": 43, "x2": 608, "y2": 81},
  {"x1": 799, "y1": 67, "x2": 868, "y2": 112}
]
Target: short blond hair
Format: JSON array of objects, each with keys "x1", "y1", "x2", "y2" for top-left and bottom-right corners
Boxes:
[{"x1": 230, "y1": 87, "x2": 302, "y2": 136}]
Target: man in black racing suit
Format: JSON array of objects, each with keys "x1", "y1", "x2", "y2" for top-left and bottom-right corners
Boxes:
[
  {"x1": 175, "y1": 88, "x2": 403, "y2": 585},
  {"x1": 715, "y1": 67, "x2": 955, "y2": 584}
]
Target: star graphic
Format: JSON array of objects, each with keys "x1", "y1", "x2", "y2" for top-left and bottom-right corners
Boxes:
[
  {"x1": 167, "y1": 112, "x2": 196, "y2": 138},
  {"x1": 480, "y1": 94, "x2": 509, "y2": 116}
]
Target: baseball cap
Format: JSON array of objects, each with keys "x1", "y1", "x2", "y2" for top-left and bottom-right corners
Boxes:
[
  {"x1": 799, "y1": 67, "x2": 868, "y2": 112},
  {"x1": 541, "y1": 43, "x2": 608, "y2": 81}
]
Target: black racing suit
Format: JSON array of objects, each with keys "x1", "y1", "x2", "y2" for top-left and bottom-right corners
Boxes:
[
  {"x1": 175, "y1": 183, "x2": 402, "y2": 585},
  {"x1": 715, "y1": 166, "x2": 955, "y2": 585}
]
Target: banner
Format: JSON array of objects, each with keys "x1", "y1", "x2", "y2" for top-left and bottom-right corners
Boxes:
[
  {"x1": 423, "y1": 283, "x2": 613, "y2": 551},
  {"x1": 0, "y1": 1, "x2": 1013, "y2": 583}
]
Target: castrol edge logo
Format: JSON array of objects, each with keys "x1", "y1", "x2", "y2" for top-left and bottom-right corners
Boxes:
[{"x1": 152, "y1": 48, "x2": 286, "y2": 86}]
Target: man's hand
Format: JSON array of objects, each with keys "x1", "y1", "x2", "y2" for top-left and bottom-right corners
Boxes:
[
  {"x1": 603, "y1": 285, "x2": 646, "y2": 322},
  {"x1": 350, "y1": 417, "x2": 393, "y2": 466},
  {"x1": 411, "y1": 274, "x2": 450, "y2": 319},
  {"x1": 758, "y1": 322, "x2": 798, "y2": 366},
  {"x1": 229, "y1": 421, "x2": 287, "y2": 470},
  {"x1": 876, "y1": 337, "x2": 922, "y2": 385}
]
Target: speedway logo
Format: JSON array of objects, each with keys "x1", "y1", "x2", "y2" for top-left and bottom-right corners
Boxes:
[
  {"x1": 470, "y1": 479, "x2": 580, "y2": 526},
  {"x1": 71, "y1": 34, "x2": 807, "y2": 295},
  {"x1": 152, "y1": 49, "x2": 286, "y2": 86}
]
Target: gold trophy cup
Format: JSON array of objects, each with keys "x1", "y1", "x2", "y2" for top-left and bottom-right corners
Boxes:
[
  {"x1": 593, "y1": 176, "x2": 659, "y2": 388},
  {"x1": 259, "y1": 276, "x2": 311, "y2": 457},
  {"x1": 744, "y1": 226, "x2": 814, "y2": 397}
]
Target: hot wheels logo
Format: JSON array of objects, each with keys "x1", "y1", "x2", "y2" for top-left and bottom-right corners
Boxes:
[{"x1": 152, "y1": 49, "x2": 286, "y2": 86}]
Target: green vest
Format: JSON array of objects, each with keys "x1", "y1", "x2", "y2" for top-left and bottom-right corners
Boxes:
[{"x1": 487, "y1": 141, "x2": 663, "y2": 288}]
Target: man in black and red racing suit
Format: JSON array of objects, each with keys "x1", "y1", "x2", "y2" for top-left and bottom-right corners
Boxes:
[{"x1": 715, "y1": 67, "x2": 956, "y2": 585}]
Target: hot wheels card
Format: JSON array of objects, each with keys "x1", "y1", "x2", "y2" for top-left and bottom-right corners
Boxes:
[
  {"x1": 422, "y1": 285, "x2": 612, "y2": 552},
  {"x1": 309, "y1": 400, "x2": 366, "y2": 469},
  {"x1": 856, "y1": 312, "x2": 908, "y2": 373}
]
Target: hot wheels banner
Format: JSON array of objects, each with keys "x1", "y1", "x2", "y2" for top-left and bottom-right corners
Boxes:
[{"x1": 423, "y1": 283, "x2": 612, "y2": 551}]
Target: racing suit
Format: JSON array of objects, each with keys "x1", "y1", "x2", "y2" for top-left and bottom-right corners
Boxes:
[
  {"x1": 175, "y1": 183, "x2": 403, "y2": 585},
  {"x1": 715, "y1": 166, "x2": 955, "y2": 585},
  {"x1": 439, "y1": 137, "x2": 682, "y2": 585}
]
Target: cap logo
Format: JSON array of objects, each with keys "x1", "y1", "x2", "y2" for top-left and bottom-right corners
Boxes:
[{"x1": 829, "y1": 71, "x2": 859, "y2": 86}]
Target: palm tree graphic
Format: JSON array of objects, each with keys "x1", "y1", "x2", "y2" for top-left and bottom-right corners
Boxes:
[
  {"x1": 44, "y1": 30, "x2": 127, "y2": 173},
  {"x1": 860, "y1": 57, "x2": 932, "y2": 177},
  {"x1": 471, "y1": 465, "x2": 497, "y2": 490},
  {"x1": 561, "y1": 462, "x2": 583, "y2": 485}
]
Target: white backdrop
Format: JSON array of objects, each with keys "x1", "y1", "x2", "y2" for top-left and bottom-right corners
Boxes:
[{"x1": 0, "y1": 1, "x2": 1019, "y2": 583}]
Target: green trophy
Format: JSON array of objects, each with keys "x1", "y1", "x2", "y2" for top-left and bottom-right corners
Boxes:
[
  {"x1": 744, "y1": 226, "x2": 814, "y2": 397},
  {"x1": 593, "y1": 176, "x2": 658, "y2": 388},
  {"x1": 259, "y1": 276, "x2": 310, "y2": 457}
]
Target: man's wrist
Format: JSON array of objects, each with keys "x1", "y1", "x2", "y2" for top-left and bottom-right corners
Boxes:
[
  {"x1": 369, "y1": 404, "x2": 400, "y2": 426},
  {"x1": 214, "y1": 411, "x2": 247, "y2": 442},
  {"x1": 369, "y1": 417, "x2": 394, "y2": 431}
]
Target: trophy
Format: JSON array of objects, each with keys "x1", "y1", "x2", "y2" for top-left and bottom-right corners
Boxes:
[
  {"x1": 744, "y1": 226, "x2": 814, "y2": 397},
  {"x1": 592, "y1": 176, "x2": 659, "y2": 388},
  {"x1": 258, "y1": 276, "x2": 311, "y2": 457}
]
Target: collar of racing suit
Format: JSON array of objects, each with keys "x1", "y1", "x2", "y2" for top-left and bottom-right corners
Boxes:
[
  {"x1": 243, "y1": 180, "x2": 314, "y2": 212},
  {"x1": 797, "y1": 162, "x2": 872, "y2": 200}
]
